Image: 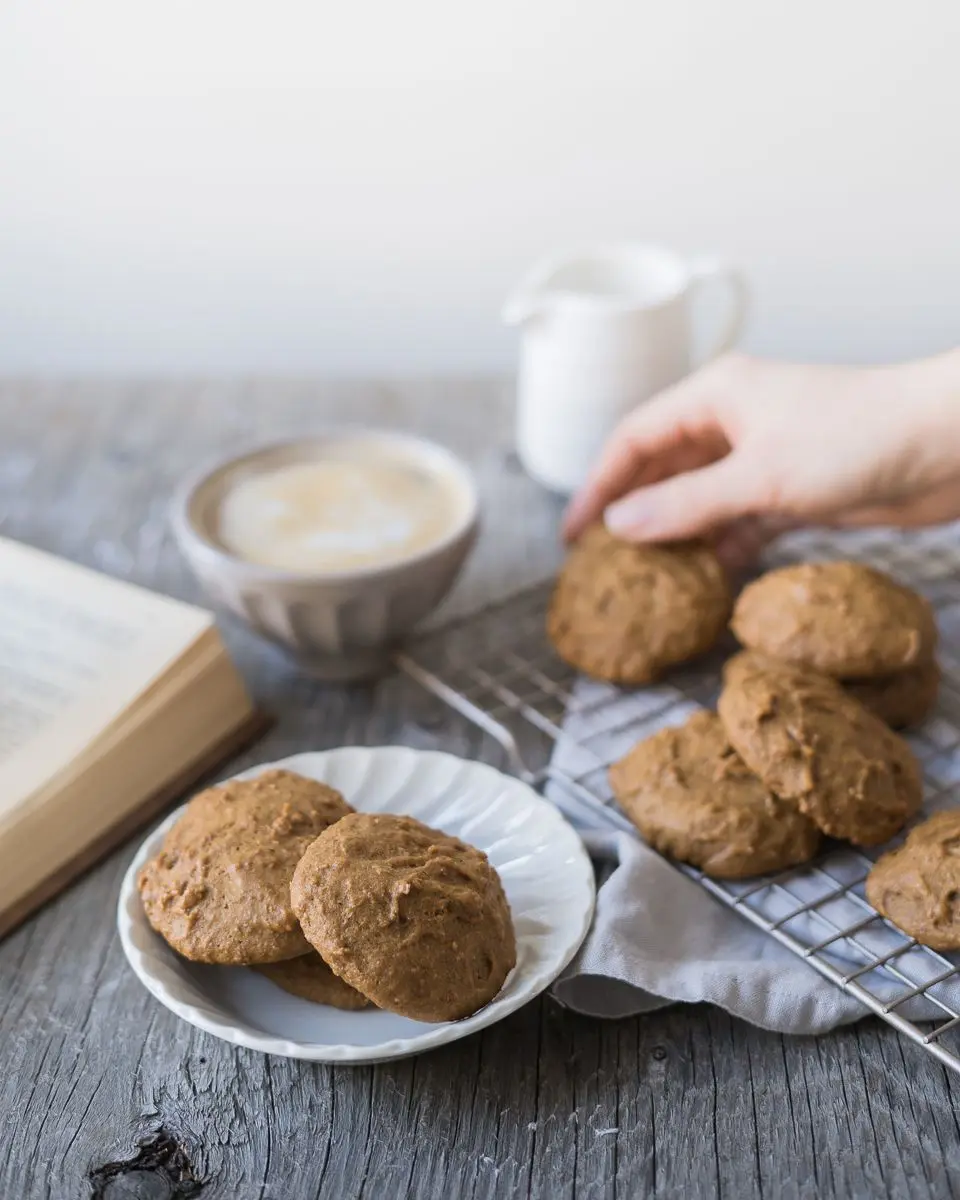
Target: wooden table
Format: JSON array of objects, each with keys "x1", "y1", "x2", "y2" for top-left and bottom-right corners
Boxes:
[{"x1": 2, "y1": 382, "x2": 959, "y2": 1200}]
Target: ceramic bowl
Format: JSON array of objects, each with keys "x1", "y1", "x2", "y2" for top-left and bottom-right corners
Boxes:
[{"x1": 170, "y1": 431, "x2": 479, "y2": 681}]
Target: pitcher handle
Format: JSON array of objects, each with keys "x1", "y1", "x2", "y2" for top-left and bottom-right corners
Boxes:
[{"x1": 688, "y1": 257, "x2": 750, "y2": 364}]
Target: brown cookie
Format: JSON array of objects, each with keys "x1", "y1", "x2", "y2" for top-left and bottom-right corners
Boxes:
[
  {"x1": 609, "y1": 710, "x2": 821, "y2": 878},
  {"x1": 547, "y1": 524, "x2": 731, "y2": 684},
  {"x1": 843, "y1": 659, "x2": 940, "y2": 730},
  {"x1": 730, "y1": 561, "x2": 937, "y2": 678},
  {"x1": 866, "y1": 810, "x2": 960, "y2": 950},
  {"x1": 254, "y1": 952, "x2": 371, "y2": 1010},
  {"x1": 291, "y1": 813, "x2": 516, "y2": 1023},
  {"x1": 138, "y1": 769, "x2": 353, "y2": 964},
  {"x1": 717, "y1": 653, "x2": 923, "y2": 846}
]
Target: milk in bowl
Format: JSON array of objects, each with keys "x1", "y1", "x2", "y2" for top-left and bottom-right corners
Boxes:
[{"x1": 218, "y1": 455, "x2": 465, "y2": 573}]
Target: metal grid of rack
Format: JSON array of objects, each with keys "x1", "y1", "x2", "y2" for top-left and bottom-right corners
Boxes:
[{"x1": 397, "y1": 523, "x2": 960, "y2": 1074}]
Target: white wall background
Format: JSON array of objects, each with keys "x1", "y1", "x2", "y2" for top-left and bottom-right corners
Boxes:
[{"x1": 0, "y1": 0, "x2": 957, "y2": 374}]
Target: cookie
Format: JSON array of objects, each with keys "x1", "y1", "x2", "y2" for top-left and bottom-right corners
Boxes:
[
  {"x1": 866, "y1": 810, "x2": 960, "y2": 950},
  {"x1": 730, "y1": 561, "x2": 937, "y2": 678},
  {"x1": 291, "y1": 812, "x2": 516, "y2": 1022},
  {"x1": 254, "y1": 952, "x2": 371, "y2": 1010},
  {"x1": 609, "y1": 710, "x2": 821, "y2": 878},
  {"x1": 843, "y1": 659, "x2": 940, "y2": 730},
  {"x1": 718, "y1": 653, "x2": 923, "y2": 846},
  {"x1": 138, "y1": 769, "x2": 353, "y2": 964},
  {"x1": 547, "y1": 524, "x2": 731, "y2": 684}
]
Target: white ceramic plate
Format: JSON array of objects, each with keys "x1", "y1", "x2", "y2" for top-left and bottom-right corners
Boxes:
[{"x1": 118, "y1": 747, "x2": 595, "y2": 1063}]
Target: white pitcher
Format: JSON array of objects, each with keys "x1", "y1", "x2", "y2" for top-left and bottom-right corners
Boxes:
[{"x1": 503, "y1": 244, "x2": 749, "y2": 494}]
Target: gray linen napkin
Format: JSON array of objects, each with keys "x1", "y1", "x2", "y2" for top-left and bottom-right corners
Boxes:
[
  {"x1": 547, "y1": 678, "x2": 960, "y2": 1034},
  {"x1": 552, "y1": 827, "x2": 870, "y2": 1033}
]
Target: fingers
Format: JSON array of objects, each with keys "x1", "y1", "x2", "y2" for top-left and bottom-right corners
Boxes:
[
  {"x1": 603, "y1": 454, "x2": 765, "y2": 542},
  {"x1": 562, "y1": 382, "x2": 723, "y2": 541}
]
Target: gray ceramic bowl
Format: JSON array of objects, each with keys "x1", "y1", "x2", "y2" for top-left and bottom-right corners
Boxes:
[{"x1": 170, "y1": 431, "x2": 479, "y2": 681}]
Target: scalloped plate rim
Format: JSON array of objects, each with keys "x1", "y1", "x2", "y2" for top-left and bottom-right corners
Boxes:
[{"x1": 117, "y1": 746, "x2": 596, "y2": 1063}]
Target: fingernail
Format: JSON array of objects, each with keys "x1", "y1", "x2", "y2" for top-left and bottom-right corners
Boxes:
[{"x1": 604, "y1": 497, "x2": 652, "y2": 536}]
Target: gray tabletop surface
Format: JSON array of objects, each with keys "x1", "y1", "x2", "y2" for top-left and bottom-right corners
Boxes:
[{"x1": 1, "y1": 381, "x2": 958, "y2": 1200}]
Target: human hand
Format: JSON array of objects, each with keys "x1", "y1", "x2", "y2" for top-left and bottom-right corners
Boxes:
[{"x1": 563, "y1": 351, "x2": 960, "y2": 566}]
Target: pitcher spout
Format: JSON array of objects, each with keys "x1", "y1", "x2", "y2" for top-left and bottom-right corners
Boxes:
[
  {"x1": 501, "y1": 250, "x2": 573, "y2": 326},
  {"x1": 504, "y1": 243, "x2": 702, "y2": 326},
  {"x1": 501, "y1": 292, "x2": 542, "y2": 326}
]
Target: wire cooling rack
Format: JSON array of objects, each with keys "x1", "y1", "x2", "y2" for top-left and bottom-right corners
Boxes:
[{"x1": 397, "y1": 523, "x2": 960, "y2": 1074}]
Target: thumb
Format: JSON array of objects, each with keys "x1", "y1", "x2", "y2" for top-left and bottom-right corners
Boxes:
[{"x1": 603, "y1": 455, "x2": 763, "y2": 542}]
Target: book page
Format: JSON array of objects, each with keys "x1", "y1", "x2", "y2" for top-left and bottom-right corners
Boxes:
[{"x1": 0, "y1": 538, "x2": 213, "y2": 813}]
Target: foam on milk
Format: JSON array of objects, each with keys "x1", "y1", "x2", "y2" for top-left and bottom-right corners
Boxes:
[{"x1": 217, "y1": 455, "x2": 463, "y2": 572}]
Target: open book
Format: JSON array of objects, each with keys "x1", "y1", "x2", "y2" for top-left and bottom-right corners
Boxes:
[{"x1": 0, "y1": 537, "x2": 264, "y2": 938}]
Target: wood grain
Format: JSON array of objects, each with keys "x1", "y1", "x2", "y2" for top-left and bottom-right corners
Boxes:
[{"x1": 1, "y1": 381, "x2": 959, "y2": 1199}]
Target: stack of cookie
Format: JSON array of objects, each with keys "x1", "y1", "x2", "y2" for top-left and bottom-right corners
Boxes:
[
  {"x1": 730, "y1": 562, "x2": 940, "y2": 730},
  {"x1": 609, "y1": 648, "x2": 925, "y2": 882},
  {"x1": 138, "y1": 769, "x2": 516, "y2": 1022},
  {"x1": 546, "y1": 533, "x2": 943, "y2": 894},
  {"x1": 616, "y1": 562, "x2": 934, "y2": 860},
  {"x1": 726, "y1": 561, "x2": 960, "y2": 946}
]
